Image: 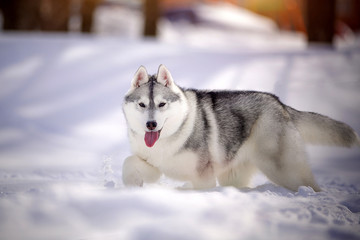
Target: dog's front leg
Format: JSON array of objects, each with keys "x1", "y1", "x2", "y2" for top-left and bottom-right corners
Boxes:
[
  {"x1": 122, "y1": 155, "x2": 161, "y2": 187},
  {"x1": 191, "y1": 176, "x2": 217, "y2": 190}
]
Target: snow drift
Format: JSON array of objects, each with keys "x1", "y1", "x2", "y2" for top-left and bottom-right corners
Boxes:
[{"x1": 0, "y1": 3, "x2": 360, "y2": 240}]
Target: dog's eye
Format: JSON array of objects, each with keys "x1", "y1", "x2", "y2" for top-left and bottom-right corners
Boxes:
[
  {"x1": 139, "y1": 103, "x2": 146, "y2": 108},
  {"x1": 158, "y1": 102, "x2": 166, "y2": 108}
]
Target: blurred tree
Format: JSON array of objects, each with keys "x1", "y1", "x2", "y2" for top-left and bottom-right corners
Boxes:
[
  {"x1": 0, "y1": 0, "x2": 41, "y2": 30},
  {"x1": 305, "y1": 0, "x2": 336, "y2": 45},
  {"x1": 39, "y1": 0, "x2": 71, "y2": 31},
  {"x1": 144, "y1": 0, "x2": 159, "y2": 37},
  {"x1": 0, "y1": 0, "x2": 102, "y2": 32},
  {"x1": 81, "y1": 0, "x2": 103, "y2": 32}
]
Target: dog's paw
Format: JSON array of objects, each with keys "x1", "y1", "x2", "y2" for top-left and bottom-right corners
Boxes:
[
  {"x1": 122, "y1": 170, "x2": 144, "y2": 187},
  {"x1": 122, "y1": 155, "x2": 161, "y2": 187}
]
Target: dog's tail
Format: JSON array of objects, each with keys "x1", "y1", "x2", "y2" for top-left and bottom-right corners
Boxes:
[{"x1": 287, "y1": 106, "x2": 360, "y2": 147}]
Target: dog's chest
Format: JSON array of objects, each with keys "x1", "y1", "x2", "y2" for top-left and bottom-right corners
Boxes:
[
  {"x1": 157, "y1": 151, "x2": 199, "y2": 181},
  {"x1": 134, "y1": 140, "x2": 200, "y2": 181}
]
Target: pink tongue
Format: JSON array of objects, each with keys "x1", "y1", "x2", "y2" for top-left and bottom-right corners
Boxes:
[{"x1": 144, "y1": 131, "x2": 160, "y2": 147}]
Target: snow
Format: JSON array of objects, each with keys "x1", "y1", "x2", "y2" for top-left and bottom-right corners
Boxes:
[{"x1": 1, "y1": 3, "x2": 360, "y2": 240}]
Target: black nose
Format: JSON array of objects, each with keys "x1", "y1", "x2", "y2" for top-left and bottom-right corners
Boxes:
[{"x1": 146, "y1": 121, "x2": 157, "y2": 130}]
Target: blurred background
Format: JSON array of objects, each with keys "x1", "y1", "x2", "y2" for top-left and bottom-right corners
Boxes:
[
  {"x1": 0, "y1": 3, "x2": 359, "y2": 238},
  {"x1": 0, "y1": 0, "x2": 359, "y2": 45}
]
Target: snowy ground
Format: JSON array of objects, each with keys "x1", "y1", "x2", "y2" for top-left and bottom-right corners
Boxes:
[{"x1": 1, "y1": 3, "x2": 360, "y2": 240}]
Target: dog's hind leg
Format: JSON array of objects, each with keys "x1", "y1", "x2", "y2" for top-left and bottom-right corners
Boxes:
[
  {"x1": 122, "y1": 155, "x2": 161, "y2": 187},
  {"x1": 254, "y1": 125, "x2": 321, "y2": 192},
  {"x1": 217, "y1": 161, "x2": 257, "y2": 188}
]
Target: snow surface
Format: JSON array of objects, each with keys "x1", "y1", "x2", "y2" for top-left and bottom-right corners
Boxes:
[{"x1": 1, "y1": 3, "x2": 360, "y2": 240}]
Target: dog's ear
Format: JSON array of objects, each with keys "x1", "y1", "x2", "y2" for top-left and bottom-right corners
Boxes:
[
  {"x1": 157, "y1": 64, "x2": 174, "y2": 87},
  {"x1": 131, "y1": 66, "x2": 149, "y2": 88}
]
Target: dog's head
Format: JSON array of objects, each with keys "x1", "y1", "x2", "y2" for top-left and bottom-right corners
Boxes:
[{"x1": 123, "y1": 65, "x2": 188, "y2": 147}]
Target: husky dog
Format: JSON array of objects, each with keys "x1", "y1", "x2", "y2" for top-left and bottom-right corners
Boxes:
[{"x1": 122, "y1": 65, "x2": 359, "y2": 191}]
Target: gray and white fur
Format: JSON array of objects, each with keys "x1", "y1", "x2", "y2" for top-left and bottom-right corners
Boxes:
[{"x1": 122, "y1": 65, "x2": 360, "y2": 191}]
